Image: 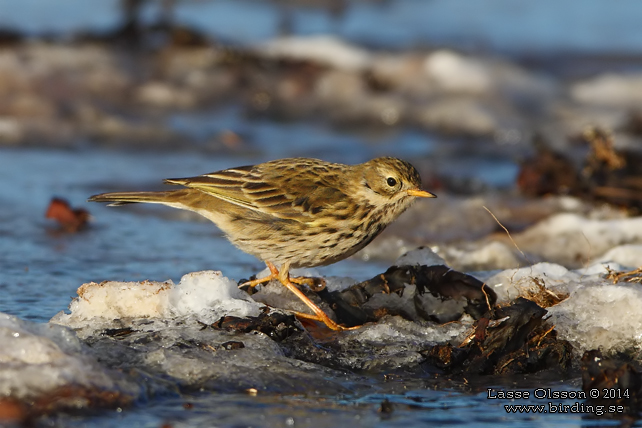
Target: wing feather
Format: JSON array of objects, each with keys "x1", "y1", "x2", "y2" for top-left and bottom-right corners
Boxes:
[{"x1": 163, "y1": 159, "x2": 351, "y2": 222}]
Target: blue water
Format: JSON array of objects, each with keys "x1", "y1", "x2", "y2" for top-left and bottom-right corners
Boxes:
[
  {"x1": 1, "y1": 0, "x2": 641, "y2": 54},
  {"x1": 49, "y1": 378, "x2": 636, "y2": 427}
]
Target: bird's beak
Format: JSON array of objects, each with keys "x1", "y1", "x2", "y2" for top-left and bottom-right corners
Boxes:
[{"x1": 407, "y1": 189, "x2": 437, "y2": 198}]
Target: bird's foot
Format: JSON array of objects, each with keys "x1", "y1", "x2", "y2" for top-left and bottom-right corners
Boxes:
[
  {"x1": 239, "y1": 273, "x2": 277, "y2": 291},
  {"x1": 293, "y1": 311, "x2": 361, "y2": 331},
  {"x1": 290, "y1": 275, "x2": 326, "y2": 292},
  {"x1": 274, "y1": 262, "x2": 356, "y2": 331},
  {"x1": 239, "y1": 265, "x2": 327, "y2": 292},
  {"x1": 241, "y1": 261, "x2": 358, "y2": 331}
]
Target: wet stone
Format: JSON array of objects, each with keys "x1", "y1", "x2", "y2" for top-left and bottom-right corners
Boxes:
[
  {"x1": 210, "y1": 310, "x2": 301, "y2": 342},
  {"x1": 581, "y1": 349, "x2": 642, "y2": 416},
  {"x1": 426, "y1": 298, "x2": 573, "y2": 375},
  {"x1": 322, "y1": 265, "x2": 496, "y2": 327}
]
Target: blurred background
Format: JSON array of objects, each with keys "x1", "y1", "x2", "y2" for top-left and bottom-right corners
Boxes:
[{"x1": 2, "y1": 0, "x2": 642, "y2": 322}]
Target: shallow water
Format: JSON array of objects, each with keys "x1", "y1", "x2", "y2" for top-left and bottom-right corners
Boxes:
[
  {"x1": 46, "y1": 376, "x2": 627, "y2": 428},
  {"x1": 3, "y1": 0, "x2": 642, "y2": 55}
]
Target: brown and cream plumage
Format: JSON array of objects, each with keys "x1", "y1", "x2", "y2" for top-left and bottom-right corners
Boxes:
[{"x1": 89, "y1": 157, "x2": 436, "y2": 330}]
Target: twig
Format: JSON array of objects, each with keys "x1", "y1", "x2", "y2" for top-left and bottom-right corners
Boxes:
[{"x1": 483, "y1": 205, "x2": 529, "y2": 263}]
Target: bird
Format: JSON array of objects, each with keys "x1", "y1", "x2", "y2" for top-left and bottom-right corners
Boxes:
[{"x1": 89, "y1": 157, "x2": 436, "y2": 330}]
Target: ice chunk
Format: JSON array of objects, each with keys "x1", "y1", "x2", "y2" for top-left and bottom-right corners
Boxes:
[
  {"x1": 394, "y1": 246, "x2": 446, "y2": 267},
  {"x1": 596, "y1": 244, "x2": 642, "y2": 269},
  {"x1": 0, "y1": 313, "x2": 139, "y2": 401},
  {"x1": 439, "y1": 241, "x2": 521, "y2": 271},
  {"x1": 324, "y1": 276, "x2": 358, "y2": 293},
  {"x1": 575, "y1": 261, "x2": 627, "y2": 276},
  {"x1": 548, "y1": 281, "x2": 642, "y2": 354},
  {"x1": 333, "y1": 315, "x2": 471, "y2": 371},
  {"x1": 514, "y1": 213, "x2": 642, "y2": 267},
  {"x1": 67, "y1": 279, "x2": 173, "y2": 320},
  {"x1": 258, "y1": 35, "x2": 372, "y2": 72},
  {"x1": 169, "y1": 271, "x2": 261, "y2": 321},
  {"x1": 487, "y1": 261, "x2": 642, "y2": 356},
  {"x1": 486, "y1": 262, "x2": 579, "y2": 303},
  {"x1": 423, "y1": 49, "x2": 555, "y2": 100},
  {"x1": 52, "y1": 271, "x2": 263, "y2": 331},
  {"x1": 424, "y1": 50, "x2": 493, "y2": 94},
  {"x1": 571, "y1": 73, "x2": 642, "y2": 107}
]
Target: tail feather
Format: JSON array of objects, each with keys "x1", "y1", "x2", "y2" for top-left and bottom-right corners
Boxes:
[{"x1": 88, "y1": 191, "x2": 178, "y2": 206}]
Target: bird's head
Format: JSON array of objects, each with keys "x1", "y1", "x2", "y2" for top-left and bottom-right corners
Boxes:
[{"x1": 361, "y1": 157, "x2": 436, "y2": 203}]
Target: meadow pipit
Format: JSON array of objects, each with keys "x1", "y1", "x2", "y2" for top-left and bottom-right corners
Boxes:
[{"x1": 89, "y1": 157, "x2": 436, "y2": 330}]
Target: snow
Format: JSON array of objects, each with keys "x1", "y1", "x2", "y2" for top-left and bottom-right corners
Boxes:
[
  {"x1": 394, "y1": 246, "x2": 446, "y2": 267},
  {"x1": 548, "y1": 281, "x2": 642, "y2": 354},
  {"x1": 423, "y1": 50, "x2": 493, "y2": 94},
  {"x1": 52, "y1": 270, "x2": 263, "y2": 330},
  {"x1": 513, "y1": 213, "x2": 642, "y2": 267},
  {"x1": 486, "y1": 261, "x2": 642, "y2": 355},
  {"x1": 596, "y1": 244, "x2": 642, "y2": 268},
  {"x1": 257, "y1": 35, "x2": 372, "y2": 72},
  {"x1": 168, "y1": 271, "x2": 262, "y2": 320},
  {"x1": 486, "y1": 262, "x2": 579, "y2": 303},
  {"x1": 571, "y1": 73, "x2": 642, "y2": 106}
]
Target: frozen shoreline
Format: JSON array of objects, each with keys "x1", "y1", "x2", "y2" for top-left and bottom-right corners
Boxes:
[{"x1": 3, "y1": 239, "x2": 642, "y2": 419}]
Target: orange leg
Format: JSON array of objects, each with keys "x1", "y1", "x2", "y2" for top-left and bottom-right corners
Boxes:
[
  {"x1": 241, "y1": 267, "x2": 326, "y2": 292},
  {"x1": 240, "y1": 261, "x2": 358, "y2": 331}
]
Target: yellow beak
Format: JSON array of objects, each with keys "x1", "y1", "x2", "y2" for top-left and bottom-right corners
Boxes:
[{"x1": 407, "y1": 189, "x2": 437, "y2": 198}]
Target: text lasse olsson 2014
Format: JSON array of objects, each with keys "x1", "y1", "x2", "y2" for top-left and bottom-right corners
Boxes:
[
  {"x1": 487, "y1": 388, "x2": 628, "y2": 416},
  {"x1": 487, "y1": 388, "x2": 630, "y2": 400}
]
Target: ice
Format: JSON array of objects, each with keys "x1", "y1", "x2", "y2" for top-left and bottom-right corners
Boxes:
[
  {"x1": 324, "y1": 276, "x2": 359, "y2": 293},
  {"x1": 35, "y1": 257, "x2": 642, "y2": 401},
  {"x1": 0, "y1": 313, "x2": 139, "y2": 400},
  {"x1": 575, "y1": 261, "x2": 626, "y2": 276},
  {"x1": 596, "y1": 244, "x2": 642, "y2": 268},
  {"x1": 333, "y1": 315, "x2": 471, "y2": 371},
  {"x1": 394, "y1": 246, "x2": 446, "y2": 267},
  {"x1": 168, "y1": 271, "x2": 261, "y2": 321},
  {"x1": 423, "y1": 50, "x2": 493, "y2": 94},
  {"x1": 513, "y1": 213, "x2": 642, "y2": 267},
  {"x1": 571, "y1": 72, "x2": 642, "y2": 107},
  {"x1": 485, "y1": 261, "x2": 642, "y2": 356},
  {"x1": 423, "y1": 49, "x2": 556, "y2": 99},
  {"x1": 486, "y1": 262, "x2": 579, "y2": 303},
  {"x1": 52, "y1": 271, "x2": 263, "y2": 332},
  {"x1": 548, "y1": 281, "x2": 642, "y2": 355},
  {"x1": 438, "y1": 241, "x2": 522, "y2": 271},
  {"x1": 258, "y1": 35, "x2": 372, "y2": 72}
]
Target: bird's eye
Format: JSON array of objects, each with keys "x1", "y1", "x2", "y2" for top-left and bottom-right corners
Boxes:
[{"x1": 387, "y1": 177, "x2": 397, "y2": 187}]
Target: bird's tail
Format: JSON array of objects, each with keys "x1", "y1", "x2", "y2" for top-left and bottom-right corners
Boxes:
[{"x1": 88, "y1": 191, "x2": 181, "y2": 206}]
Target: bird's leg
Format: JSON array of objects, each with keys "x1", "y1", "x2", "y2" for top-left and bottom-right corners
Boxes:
[
  {"x1": 275, "y1": 261, "x2": 354, "y2": 331},
  {"x1": 289, "y1": 276, "x2": 326, "y2": 292},
  {"x1": 239, "y1": 263, "x2": 280, "y2": 290},
  {"x1": 240, "y1": 264, "x2": 326, "y2": 292},
  {"x1": 240, "y1": 262, "x2": 358, "y2": 331}
]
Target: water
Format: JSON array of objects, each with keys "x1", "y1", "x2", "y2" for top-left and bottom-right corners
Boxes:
[
  {"x1": 2, "y1": 0, "x2": 642, "y2": 55},
  {"x1": 47, "y1": 377, "x2": 627, "y2": 427}
]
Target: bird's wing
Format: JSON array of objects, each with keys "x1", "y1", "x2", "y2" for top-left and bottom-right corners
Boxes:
[{"x1": 164, "y1": 161, "x2": 350, "y2": 222}]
